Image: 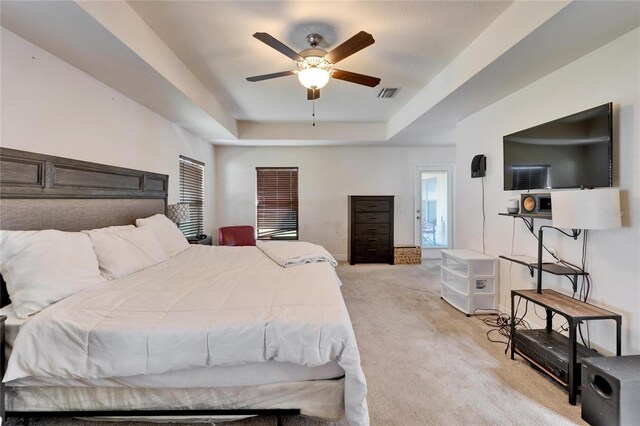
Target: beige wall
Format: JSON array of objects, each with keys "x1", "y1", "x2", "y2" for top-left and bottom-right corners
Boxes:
[
  {"x1": 455, "y1": 29, "x2": 640, "y2": 354},
  {"x1": 0, "y1": 28, "x2": 217, "y2": 235},
  {"x1": 215, "y1": 146, "x2": 456, "y2": 259}
]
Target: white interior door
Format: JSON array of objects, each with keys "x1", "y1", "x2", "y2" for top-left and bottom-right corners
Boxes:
[{"x1": 415, "y1": 165, "x2": 454, "y2": 258}]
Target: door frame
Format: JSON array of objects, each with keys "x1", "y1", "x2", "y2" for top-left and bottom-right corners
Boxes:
[{"x1": 414, "y1": 164, "x2": 455, "y2": 258}]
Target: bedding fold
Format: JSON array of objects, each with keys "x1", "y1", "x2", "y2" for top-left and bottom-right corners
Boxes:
[{"x1": 256, "y1": 240, "x2": 338, "y2": 267}]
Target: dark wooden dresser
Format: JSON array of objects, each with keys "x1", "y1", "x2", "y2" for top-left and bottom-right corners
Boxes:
[{"x1": 348, "y1": 195, "x2": 394, "y2": 265}]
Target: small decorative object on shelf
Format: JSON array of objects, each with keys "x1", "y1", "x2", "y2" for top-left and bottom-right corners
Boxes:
[
  {"x1": 440, "y1": 249, "x2": 499, "y2": 316},
  {"x1": 507, "y1": 198, "x2": 519, "y2": 214}
]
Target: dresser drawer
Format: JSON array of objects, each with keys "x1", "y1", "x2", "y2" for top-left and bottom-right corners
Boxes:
[
  {"x1": 355, "y1": 212, "x2": 389, "y2": 224},
  {"x1": 354, "y1": 234, "x2": 389, "y2": 246},
  {"x1": 354, "y1": 223, "x2": 390, "y2": 235},
  {"x1": 354, "y1": 199, "x2": 391, "y2": 212},
  {"x1": 353, "y1": 244, "x2": 390, "y2": 261}
]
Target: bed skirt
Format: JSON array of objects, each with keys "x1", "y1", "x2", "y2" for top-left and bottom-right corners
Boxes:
[{"x1": 5, "y1": 379, "x2": 345, "y2": 422}]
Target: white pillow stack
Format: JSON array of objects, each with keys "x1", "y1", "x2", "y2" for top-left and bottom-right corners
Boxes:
[
  {"x1": 0, "y1": 230, "x2": 106, "y2": 318},
  {"x1": 1, "y1": 215, "x2": 191, "y2": 318},
  {"x1": 83, "y1": 225, "x2": 168, "y2": 280},
  {"x1": 135, "y1": 214, "x2": 190, "y2": 257}
]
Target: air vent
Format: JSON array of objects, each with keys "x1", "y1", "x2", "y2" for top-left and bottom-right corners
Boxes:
[{"x1": 377, "y1": 88, "x2": 399, "y2": 98}]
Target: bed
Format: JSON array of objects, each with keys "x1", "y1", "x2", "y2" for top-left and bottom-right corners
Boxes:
[{"x1": 0, "y1": 148, "x2": 369, "y2": 426}]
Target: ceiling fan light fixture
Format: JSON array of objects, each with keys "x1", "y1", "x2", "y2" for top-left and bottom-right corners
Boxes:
[
  {"x1": 247, "y1": 31, "x2": 380, "y2": 97},
  {"x1": 297, "y1": 56, "x2": 331, "y2": 89},
  {"x1": 298, "y1": 67, "x2": 330, "y2": 89}
]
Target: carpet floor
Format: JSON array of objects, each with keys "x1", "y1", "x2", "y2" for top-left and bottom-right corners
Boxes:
[{"x1": 5, "y1": 261, "x2": 584, "y2": 426}]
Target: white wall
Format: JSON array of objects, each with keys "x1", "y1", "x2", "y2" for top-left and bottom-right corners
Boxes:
[
  {"x1": 1, "y1": 28, "x2": 216, "y2": 235},
  {"x1": 215, "y1": 146, "x2": 456, "y2": 258},
  {"x1": 455, "y1": 29, "x2": 640, "y2": 354}
]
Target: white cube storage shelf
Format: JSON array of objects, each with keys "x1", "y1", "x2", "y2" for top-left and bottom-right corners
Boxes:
[{"x1": 440, "y1": 249, "x2": 499, "y2": 316}]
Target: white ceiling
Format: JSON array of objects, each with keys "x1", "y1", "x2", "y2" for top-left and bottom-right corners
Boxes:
[
  {"x1": 1, "y1": 1, "x2": 639, "y2": 146},
  {"x1": 127, "y1": 1, "x2": 511, "y2": 123}
]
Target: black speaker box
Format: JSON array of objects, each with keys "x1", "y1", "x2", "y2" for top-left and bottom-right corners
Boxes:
[
  {"x1": 581, "y1": 355, "x2": 640, "y2": 426},
  {"x1": 471, "y1": 154, "x2": 486, "y2": 178},
  {"x1": 520, "y1": 193, "x2": 551, "y2": 215}
]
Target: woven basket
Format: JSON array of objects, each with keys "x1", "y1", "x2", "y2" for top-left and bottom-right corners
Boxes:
[{"x1": 394, "y1": 246, "x2": 421, "y2": 265}]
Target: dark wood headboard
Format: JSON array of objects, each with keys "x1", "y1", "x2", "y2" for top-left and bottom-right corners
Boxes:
[{"x1": 0, "y1": 147, "x2": 170, "y2": 307}]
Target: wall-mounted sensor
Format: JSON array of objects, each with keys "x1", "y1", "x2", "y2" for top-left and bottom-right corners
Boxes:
[{"x1": 471, "y1": 154, "x2": 486, "y2": 178}]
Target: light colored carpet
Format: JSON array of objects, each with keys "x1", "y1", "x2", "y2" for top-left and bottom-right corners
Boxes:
[{"x1": 5, "y1": 261, "x2": 584, "y2": 426}]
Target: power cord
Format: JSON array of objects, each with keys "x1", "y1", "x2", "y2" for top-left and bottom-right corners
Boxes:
[
  {"x1": 481, "y1": 176, "x2": 486, "y2": 254},
  {"x1": 474, "y1": 299, "x2": 532, "y2": 355},
  {"x1": 520, "y1": 219, "x2": 587, "y2": 290}
]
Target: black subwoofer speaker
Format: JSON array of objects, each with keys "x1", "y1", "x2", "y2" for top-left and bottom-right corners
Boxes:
[{"x1": 581, "y1": 355, "x2": 640, "y2": 426}]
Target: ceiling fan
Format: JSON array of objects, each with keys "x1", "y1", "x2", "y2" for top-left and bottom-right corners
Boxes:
[{"x1": 246, "y1": 31, "x2": 381, "y2": 100}]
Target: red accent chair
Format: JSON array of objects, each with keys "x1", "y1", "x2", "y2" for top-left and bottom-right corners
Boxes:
[{"x1": 218, "y1": 226, "x2": 256, "y2": 246}]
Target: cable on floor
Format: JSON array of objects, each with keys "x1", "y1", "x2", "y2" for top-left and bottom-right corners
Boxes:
[{"x1": 473, "y1": 301, "x2": 531, "y2": 355}]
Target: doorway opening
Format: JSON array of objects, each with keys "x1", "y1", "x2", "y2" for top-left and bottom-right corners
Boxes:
[{"x1": 415, "y1": 166, "x2": 453, "y2": 258}]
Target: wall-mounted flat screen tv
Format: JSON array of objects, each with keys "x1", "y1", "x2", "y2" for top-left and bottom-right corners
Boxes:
[{"x1": 503, "y1": 103, "x2": 612, "y2": 191}]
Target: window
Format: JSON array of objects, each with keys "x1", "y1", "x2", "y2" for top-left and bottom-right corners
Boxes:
[
  {"x1": 178, "y1": 155, "x2": 205, "y2": 238},
  {"x1": 256, "y1": 167, "x2": 298, "y2": 240},
  {"x1": 512, "y1": 165, "x2": 550, "y2": 190}
]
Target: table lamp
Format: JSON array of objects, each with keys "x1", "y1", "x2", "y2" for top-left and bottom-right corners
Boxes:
[
  {"x1": 534, "y1": 188, "x2": 621, "y2": 294},
  {"x1": 551, "y1": 188, "x2": 621, "y2": 231},
  {"x1": 167, "y1": 203, "x2": 191, "y2": 227}
]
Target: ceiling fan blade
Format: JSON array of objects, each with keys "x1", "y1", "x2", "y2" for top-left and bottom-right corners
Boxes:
[
  {"x1": 253, "y1": 32, "x2": 303, "y2": 62},
  {"x1": 246, "y1": 70, "x2": 296, "y2": 82},
  {"x1": 325, "y1": 31, "x2": 375, "y2": 64},
  {"x1": 331, "y1": 69, "x2": 381, "y2": 87},
  {"x1": 307, "y1": 88, "x2": 320, "y2": 100}
]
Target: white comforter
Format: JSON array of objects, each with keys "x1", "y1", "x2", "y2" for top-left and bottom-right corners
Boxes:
[{"x1": 4, "y1": 246, "x2": 368, "y2": 425}]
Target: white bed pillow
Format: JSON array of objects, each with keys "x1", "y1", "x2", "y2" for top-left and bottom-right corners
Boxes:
[
  {"x1": 82, "y1": 224, "x2": 135, "y2": 234},
  {"x1": 84, "y1": 226, "x2": 168, "y2": 280},
  {"x1": 135, "y1": 214, "x2": 190, "y2": 257},
  {"x1": 0, "y1": 230, "x2": 106, "y2": 319}
]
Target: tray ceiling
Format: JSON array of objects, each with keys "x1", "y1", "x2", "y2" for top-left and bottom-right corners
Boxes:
[{"x1": 1, "y1": 1, "x2": 638, "y2": 146}]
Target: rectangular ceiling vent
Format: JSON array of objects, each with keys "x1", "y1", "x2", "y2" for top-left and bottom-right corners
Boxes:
[{"x1": 377, "y1": 88, "x2": 399, "y2": 98}]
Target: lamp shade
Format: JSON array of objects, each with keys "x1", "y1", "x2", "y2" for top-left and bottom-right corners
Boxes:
[
  {"x1": 167, "y1": 203, "x2": 190, "y2": 224},
  {"x1": 551, "y1": 188, "x2": 621, "y2": 230}
]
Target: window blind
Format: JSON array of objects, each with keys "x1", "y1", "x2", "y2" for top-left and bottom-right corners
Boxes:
[
  {"x1": 256, "y1": 167, "x2": 298, "y2": 240},
  {"x1": 179, "y1": 156, "x2": 205, "y2": 238},
  {"x1": 512, "y1": 165, "x2": 550, "y2": 190}
]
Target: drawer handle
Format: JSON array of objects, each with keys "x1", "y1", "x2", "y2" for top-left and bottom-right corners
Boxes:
[
  {"x1": 367, "y1": 227, "x2": 377, "y2": 231},
  {"x1": 367, "y1": 248, "x2": 377, "y2": 252},
  {"x1": 368, "y1": 238, "x2": 377, "y2": 242}
]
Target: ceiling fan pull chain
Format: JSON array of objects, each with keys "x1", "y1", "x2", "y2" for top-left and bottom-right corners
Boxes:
[{"x1": 312, "y1": 97, "x2": 316, "y2": 127}]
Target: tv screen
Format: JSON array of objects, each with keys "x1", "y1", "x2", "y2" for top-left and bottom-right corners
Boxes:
[{"x1": 503, "y1": 103, "x2": 612, "y2": 191}]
